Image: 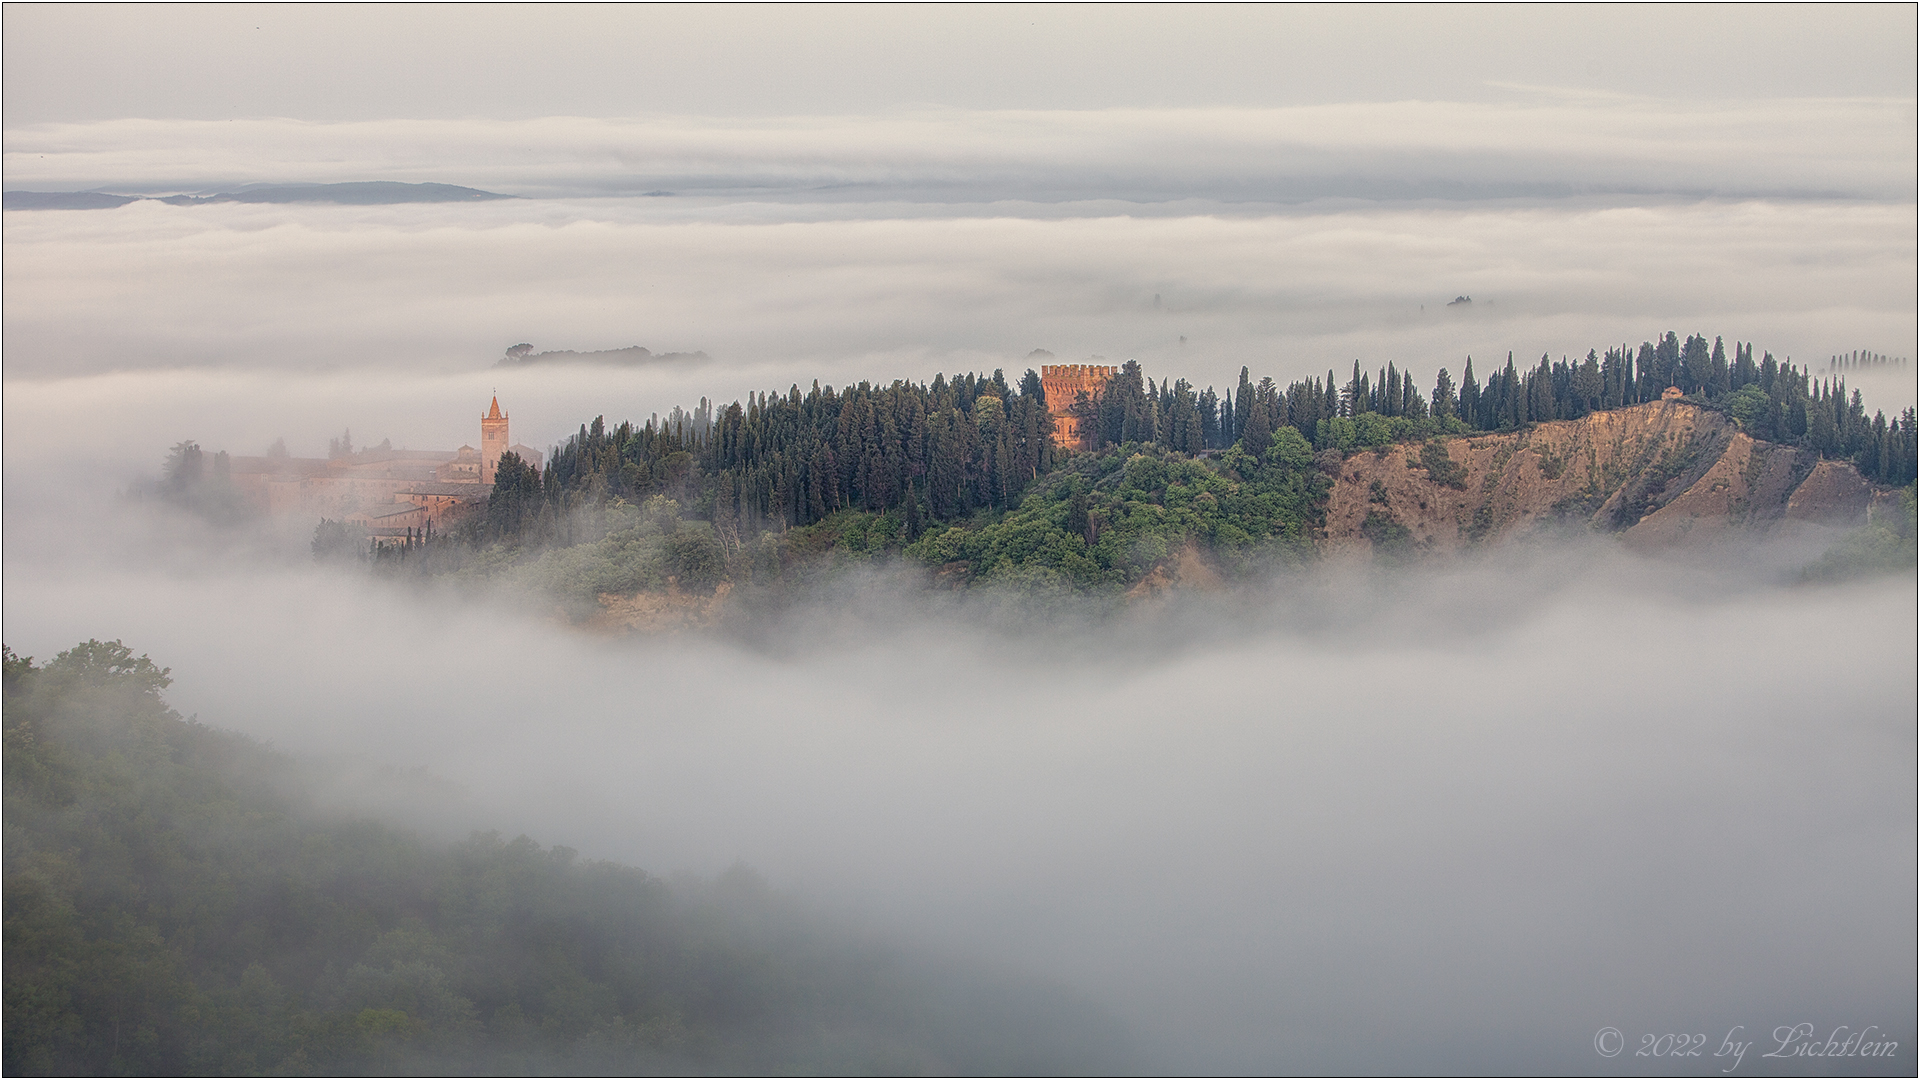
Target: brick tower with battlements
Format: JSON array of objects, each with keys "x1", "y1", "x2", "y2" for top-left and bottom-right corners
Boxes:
[
  {"x1": 480, "y1": 396, "x2": 510, "y2": 483},
  {"x1": 1039, "y1": 363, "x2": 1116, "y2": 450}
]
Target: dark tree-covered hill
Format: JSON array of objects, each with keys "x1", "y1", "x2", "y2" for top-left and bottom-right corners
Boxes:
[
  {"x1": 2, "y1": 643, "x2": 1136, "y2": 1076},
  {"x1": 4, "y1": 182, "x2": 514, "y2": 211}
]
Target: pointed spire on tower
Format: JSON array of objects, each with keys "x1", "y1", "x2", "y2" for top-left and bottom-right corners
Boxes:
[{"x1": 487, "y1": 395, "x2": 503, "y2": 419}]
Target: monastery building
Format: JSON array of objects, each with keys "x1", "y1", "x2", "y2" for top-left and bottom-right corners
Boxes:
[{"x1": 229, "y1": 397, "x2": 540, "y2": 547}]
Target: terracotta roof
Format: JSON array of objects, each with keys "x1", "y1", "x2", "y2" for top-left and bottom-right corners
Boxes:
[
  {"x1": 229, "y1": 456, "x2": 331, "y2": 476},
  {"x1": 352, "y1": 503, "x2": 426, "y2": 520},
  {"x1": 397, "y1": 483, "x2": 492, "y2": 497}
]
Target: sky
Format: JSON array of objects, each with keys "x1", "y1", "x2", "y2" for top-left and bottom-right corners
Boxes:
[
  {"x1": 3, "y1": 5, "x2": 1916, "y2": 1073},
  {"x1": 4, "y1": 5, "x2": 1915, "y2": 122}
]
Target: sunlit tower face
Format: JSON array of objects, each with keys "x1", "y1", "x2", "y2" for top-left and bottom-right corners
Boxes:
[
  {"x1": 1039, "y1": 364, "x2": 1115, "y2": 450},
  {"x1": 481, "y1": 396, "x2": 509, "y2": 483}
]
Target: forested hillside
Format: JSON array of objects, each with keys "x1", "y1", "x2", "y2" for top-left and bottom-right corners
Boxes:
[
  {"x1": 2, "y1": 643, "x2": 1133, "y2": 1076},
  {"x1": 284, "y1": 332, "x2": 1916, "y2": 602},
  {"x1": 501, "y1": 334, "x2": 1914, "y2": 544}
]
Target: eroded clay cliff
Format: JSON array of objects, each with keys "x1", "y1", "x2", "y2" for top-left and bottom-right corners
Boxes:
[{"x1": 1321, "y1": 399, "x2": 1887, "y2": 553}]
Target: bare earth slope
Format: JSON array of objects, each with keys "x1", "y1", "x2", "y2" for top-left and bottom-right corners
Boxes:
[{"x1": 1323, "y1": 400, "x2": 1886, "y2": 553}]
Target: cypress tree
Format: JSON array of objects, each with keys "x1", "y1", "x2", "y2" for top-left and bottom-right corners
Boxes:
[
  {"x1": 1635, "y1": 341, "x2": 1659, "y2": 402},
  {"x1": 1235, "y1": 367, "x2": 1255, "y2": 440},
  {"x1": 1503, "y1": 353, "x2": 1522, "y2": 428},
  {"x1": 1681, "y1": 333, "x2": 1712, "y2": 395},
  {"x1": 1432, "y1": 368, "x2": 1457, "y2": 422},
  {"x1": 1709, "y1": 337, "x2": 1730, "y2": 396},
  {"x1": 1199, "y1": 387, "x2": 1220, "y2": 449},
  {"x1": 1459, "y1": 358, "x2": 1480, "y2": 430},
  {"x1": 1241, "y1": 384, "x2": 1273, "y2": 452}
]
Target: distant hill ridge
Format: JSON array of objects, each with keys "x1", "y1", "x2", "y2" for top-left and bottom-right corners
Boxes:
[{"x1": 3, "y1": 181, "x2": 513, "y2": 210}]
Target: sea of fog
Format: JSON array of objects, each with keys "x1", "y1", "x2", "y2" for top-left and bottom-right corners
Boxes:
[
  {"x1": 4, "y1": 194, "x2": 1916, "y2": 414},
  {"x1": 2, "y1": 447, "x2": 1915, "y2": 1073},
  {"x1": 4, "y1": 101, "x2": 1917, "y2": 401},
  {"x1": 4, "y1": 94, "x2": 1916, "y2": 1072}
]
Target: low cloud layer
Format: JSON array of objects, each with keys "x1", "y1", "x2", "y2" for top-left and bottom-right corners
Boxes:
[
  {"x1": 6, "y1": 100, "x2": 1915, "y2": 201},
  {"x1": 4, "y1": 219, "x2": 1913, "y2": 1069},
  {"x1": 5, "y1": 198, "x2": 1915, "y2": 418},
  {"x1": 2, "y1": 493, "x2": 1912, "y2": 1073}
]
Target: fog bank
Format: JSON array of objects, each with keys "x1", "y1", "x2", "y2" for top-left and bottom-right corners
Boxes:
[
  {"x1": 8, "y1": 99, "x2": 1915, "y2": 201},
  {"x1": 6, "y1": 198, "x2": 1914, "y2": 405},
  {"x1": 2, "y1": 491, "x2": 1912, "y2": 1073}
]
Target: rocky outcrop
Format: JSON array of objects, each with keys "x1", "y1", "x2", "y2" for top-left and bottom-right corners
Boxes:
[
  {"x1": 1322, "y1": 400, "x2": 1878, "y2": 553},
  {"x1": 1784, "y1": 460, "x2": 1878, "y2": 524}
]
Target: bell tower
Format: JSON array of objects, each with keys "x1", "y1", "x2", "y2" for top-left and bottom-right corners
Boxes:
[{"x1": 480, "y1": 396, "x2": 510, "y2": 483}]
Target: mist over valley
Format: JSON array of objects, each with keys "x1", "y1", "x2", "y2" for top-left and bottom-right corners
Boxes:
[{"x1": 4, "y1": 6, "x2": 1915, "y2": 1075}]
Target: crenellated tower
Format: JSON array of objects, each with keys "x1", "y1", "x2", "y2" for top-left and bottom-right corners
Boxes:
[
  {"x1": 1039, "y1": 364, "x2": 1116, "y2": 450},
  {"x1": 480, "y1": 396, "x2": 510, "y2": 483}
]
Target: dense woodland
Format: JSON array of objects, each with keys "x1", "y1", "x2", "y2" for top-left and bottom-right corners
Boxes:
[
  {"x1": 255, "y1": 332, "x2": 1920, "y2": 592},
  {"x1": 2, "y1": 642, "x2": 1132, "y2": 1076},
  {"x1": 382, "y1": 333, "x2": 1912, "y2": 590},
  {"x1": 481, "y1": 334, "x2": 1915, "y2": 542}
]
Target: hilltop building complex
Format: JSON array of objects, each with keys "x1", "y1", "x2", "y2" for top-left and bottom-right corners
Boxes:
[{"x1": 229, "y1": 397, "x2": 540, "y2": 546}]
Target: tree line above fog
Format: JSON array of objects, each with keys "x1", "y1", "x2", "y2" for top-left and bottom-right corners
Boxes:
[
  {"x1": 283, "y1": 331, "x2": 1918, "y2": 605},
  {"x1": 497, "y1": 333, "x2": 1913, "y2": 539}
]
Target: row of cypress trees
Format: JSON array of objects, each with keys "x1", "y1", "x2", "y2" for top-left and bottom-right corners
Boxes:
[
  {"x1": 1208, "y1": 334, "x2": 1916, "y2": 486},
  {"x1": 481, "y1": 333, "x2": 1916, "y2": 545},
  {"x1": 491, "y1": 370, "x2": 1059, "y2": 541}
]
